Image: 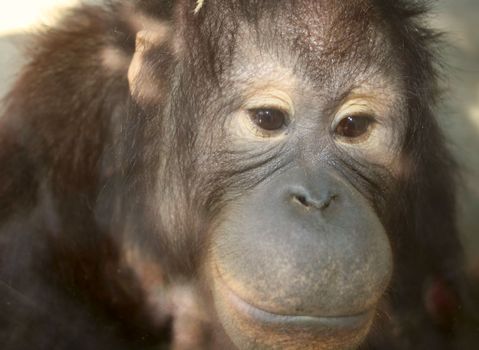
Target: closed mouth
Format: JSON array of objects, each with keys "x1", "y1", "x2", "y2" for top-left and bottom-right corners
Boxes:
[
  {"x1": 224, "y1": 282, "x2": 373, "y2": 331},
  {"x1": 215, "y1": 269, "x2": 373, "y2": 333}
]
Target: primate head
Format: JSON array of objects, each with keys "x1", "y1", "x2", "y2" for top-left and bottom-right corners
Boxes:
[{"x1": 119, "y1": 0, "x2": 454, "y2": 348}]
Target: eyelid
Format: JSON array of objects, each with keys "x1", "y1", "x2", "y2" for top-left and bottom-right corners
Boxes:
[
  {"x1": 332, "y1": 99, "x2": 378, "y2": 129},
  {"x1": 242, "y1": 89, "x2": 295, "y2": 117}
]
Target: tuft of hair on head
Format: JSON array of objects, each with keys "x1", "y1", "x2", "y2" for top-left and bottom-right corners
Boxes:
[{"x1": 194, "y1": 0, "x2": 205, "y2": 14}]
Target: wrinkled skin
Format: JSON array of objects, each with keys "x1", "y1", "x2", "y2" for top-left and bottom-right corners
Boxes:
[{"x1": 0, "y1": 0, "x2": 473, "y2": 349}]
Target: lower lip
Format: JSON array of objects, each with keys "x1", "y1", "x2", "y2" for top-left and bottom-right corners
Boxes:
[{"x1": 223, "y1": 281, "x2": 373, "y2": 331}]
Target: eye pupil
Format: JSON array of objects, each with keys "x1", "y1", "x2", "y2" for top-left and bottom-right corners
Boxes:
[
  {"x1": 250, "y1": 108, "x2": 286, "y2": 131},
  {"x1": 335, "y1": 115, "x2": 373, "y2": 139}
]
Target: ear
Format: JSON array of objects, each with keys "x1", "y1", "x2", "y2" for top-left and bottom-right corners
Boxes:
[
  {"x1": 128, "y1": 30, "x2": 152, "y2": 97},
  {"x1": 128, "y1": 27, "x2": 171, "y2": 104},
  {"x1": 127, "y1": 0, "x2": 204, "y2": 103}
]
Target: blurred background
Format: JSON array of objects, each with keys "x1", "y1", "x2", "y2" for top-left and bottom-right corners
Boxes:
[{"x1": 0, "y1": 0, "x2": 478, "y2": 268}]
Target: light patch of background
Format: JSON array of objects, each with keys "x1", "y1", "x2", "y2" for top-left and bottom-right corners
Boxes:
[
  {"x1": 0, "y1": 0, "x2": 84, "y2": 98},
  {"x1": 0, "y1": 1, "x2": 478, "y2": 265},
  {"x1": 0, "y1": 0, "x2": 79, "y2": 34}
]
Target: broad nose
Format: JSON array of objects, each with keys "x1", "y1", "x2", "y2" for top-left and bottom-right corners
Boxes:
[{"x1": 272, "y1": 169, "x2": 340, "y2": 213}]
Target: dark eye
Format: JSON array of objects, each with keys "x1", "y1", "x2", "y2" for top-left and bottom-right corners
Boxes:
[
  {"x1": 249, "y1": 108, "x2": 287, "y2": 131},
  {"x1": 334, "y1": 114, "x2": 374, "y2": 140}
]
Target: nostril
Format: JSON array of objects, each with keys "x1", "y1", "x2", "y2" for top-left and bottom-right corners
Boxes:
[
  {"x1": 293, "y1": 194, "x2": 310, "y2": 208},
  {"x1": 290, "y1": 192, "x2": 337, "y2": 211},
  {"x1": 317, "y1": 194, "x2": 336, "y2": 210}
]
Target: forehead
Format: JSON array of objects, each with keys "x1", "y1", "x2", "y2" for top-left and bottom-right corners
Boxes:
[
  {"x1": 267, "y1": 2, "x2": 386, "y2": 65},
  {"x1": 224, "y1": 0, "x2": 395, "y2": 92}
]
